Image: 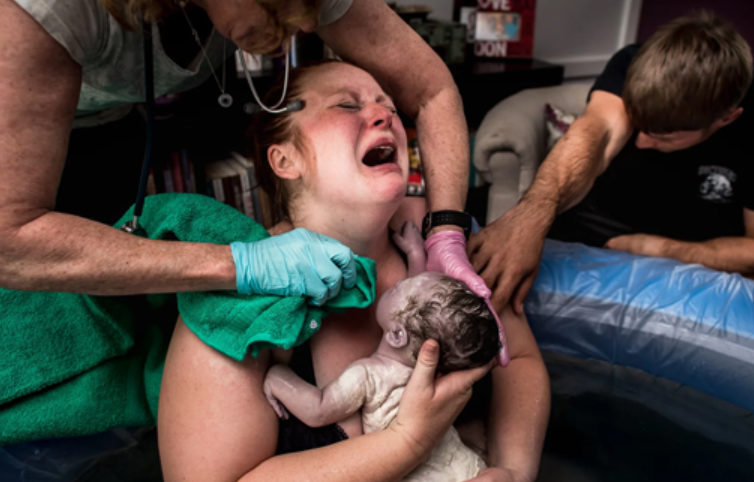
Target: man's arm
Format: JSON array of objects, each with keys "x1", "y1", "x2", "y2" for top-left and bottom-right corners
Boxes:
[
  {"x1": 469, "y1": 91, "x2": 635, "y2": 313},
  {"x1": 521, "y1": 90, "x2": 633, "y2": 215},
  {"x1": 606, "y1": 208, "x2": 754, "y2": 277},
  {"x1": 317, "y1": 0, "x2": 468, "y2": 216},
  {"x1": 264, "y1": 363, "x2": 368, "y2": 428}
]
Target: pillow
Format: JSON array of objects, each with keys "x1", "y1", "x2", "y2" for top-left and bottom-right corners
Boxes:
[{"x1": 545, "y1": 103, "x2": 578, "y2": 151}]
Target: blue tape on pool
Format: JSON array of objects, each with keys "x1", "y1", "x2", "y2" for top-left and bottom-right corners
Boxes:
[{"x1": 525, "y1": 240, "x2": 754, "y2": 413}]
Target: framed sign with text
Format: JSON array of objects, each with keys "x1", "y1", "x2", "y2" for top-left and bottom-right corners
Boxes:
[{"x1": 474, "y1": 0, "x2": 536, "y2": 58}]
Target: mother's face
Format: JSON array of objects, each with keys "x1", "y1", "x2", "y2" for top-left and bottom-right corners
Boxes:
[
  {"x1": 281, "y1": 63, "x2": 410, "y2": 212},
  {"x1": 199, "y1": 0, "x2": 317, "y2": 53}
]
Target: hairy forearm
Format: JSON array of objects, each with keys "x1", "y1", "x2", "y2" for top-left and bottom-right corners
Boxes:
[
  {"x1": 415, "y1": 85, "x2": 469, "y2": 213},
  {"x1": 241, "y1": 427, "x2": 423, "y2": 482},
  {"x1": 0, "y1": 211, "x2": 235, "y2": 294},
  {"x1": 486, "y1": 357, "x2": 550, "y2": 482},
  {"x1": 661, "y1": 237, "x2": 754, "y2": 277},
  {"x1": 521, "y1": 116, "x2": 611, "y2": 225}
]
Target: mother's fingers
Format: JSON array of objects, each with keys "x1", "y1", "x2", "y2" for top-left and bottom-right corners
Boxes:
[
  {"x1": 434, "y1": 360, "x2": 494, "y2": 400},
  {"x1": 406, "y1": 340, "x2": 440, "y2": 393}
]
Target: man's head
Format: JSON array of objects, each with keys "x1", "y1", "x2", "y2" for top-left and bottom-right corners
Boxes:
[
  {"x1": 376, "y1": 272, "x2": 501, "y2": 372},
  {"x1": 623, "y1": 11, "x2": 753, "y2": 153}
]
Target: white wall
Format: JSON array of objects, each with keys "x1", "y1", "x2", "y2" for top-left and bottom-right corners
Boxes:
[
  {"x1": 390, "y1": 0, "x2": 642, "y2": 79},
  {"x1": 533, "y1": 0, "x2": 642, "y2": 79},
  {"x1": 391, "y1": 0, "x2": 455, "y2": 24}
]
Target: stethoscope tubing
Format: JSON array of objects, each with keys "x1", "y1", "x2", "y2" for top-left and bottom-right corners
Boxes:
[{"x1": 122, "y1": 26, "x2": 298, "y2": 235}]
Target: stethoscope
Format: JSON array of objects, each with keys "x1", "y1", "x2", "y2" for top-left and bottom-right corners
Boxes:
[{"x1": 121, "y1": 19, "x2": 304, "y2": 236}]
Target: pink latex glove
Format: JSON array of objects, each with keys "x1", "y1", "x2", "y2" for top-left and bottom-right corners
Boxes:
[{"x1": 425, "y1": 231, "x2": 510, "y2": 367}]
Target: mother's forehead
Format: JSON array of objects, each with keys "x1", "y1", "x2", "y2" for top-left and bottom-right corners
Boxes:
[{"x1": 303, "y1": 65, "x2": 386, "y2": 94}]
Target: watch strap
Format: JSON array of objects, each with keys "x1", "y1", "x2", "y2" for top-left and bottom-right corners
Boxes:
[{"x1": 422, "y1": 210, "x2": 472, "y2": 239}]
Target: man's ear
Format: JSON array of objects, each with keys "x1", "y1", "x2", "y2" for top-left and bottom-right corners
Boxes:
[
  {"x1": 717, "y1": 107, "x2": 744, "y2": 128},
  {"x1": 268, "y1": 145, "x2": 302, "y2": 180},
  {"x1": 385, "y1": 322, "x2": 409, "y2": 349}
]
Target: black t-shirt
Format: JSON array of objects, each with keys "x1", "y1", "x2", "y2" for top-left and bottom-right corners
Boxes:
[{"x1": 548, "y1": 44, "x2": 754, "y2": 246}]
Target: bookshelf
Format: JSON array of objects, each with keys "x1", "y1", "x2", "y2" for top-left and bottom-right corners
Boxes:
[{"x1": 142, "y1": 48, "x2": 279, "y2": 227}]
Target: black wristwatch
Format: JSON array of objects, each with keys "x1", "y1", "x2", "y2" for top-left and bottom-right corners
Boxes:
[{"x1": 422, "y1": 210, "x2": 473, "y2": 240}]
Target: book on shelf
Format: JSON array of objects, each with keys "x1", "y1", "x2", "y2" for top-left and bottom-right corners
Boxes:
[
  {"x1": 217, "y1": 160, "x2": 244, "y2": 214},
  {"x1": 228, "y1": 152, "x2": 274, "y2": 228},
  {"x1": 223, "y1": 158, "x2": 256, "y2": 219},
  {"x1": 228, "y1": 151, "x2": 262, "y2": 222},
  {"x1": 163, "y1": 161, "x2": 175, "y2": 193},
  {"x1": 180, "y1": 149, "x2": 196, "y2": 193},
  {"x1": 204, "y1": 160, "x2": 226, "y2": 203},
  {"x1": 147, "y1": 167, "x2": 157, "y2": 196},
  {"x1": 204, "y1": 157, "x2": 265, "y2": 224},
  {"x1": 171, "y1": 151, "x2": 185, "y2": 193}
]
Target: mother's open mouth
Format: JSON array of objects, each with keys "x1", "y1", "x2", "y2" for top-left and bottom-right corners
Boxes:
[{"x1": 362, "y1": 145, "x2": 396, "y2": 167}]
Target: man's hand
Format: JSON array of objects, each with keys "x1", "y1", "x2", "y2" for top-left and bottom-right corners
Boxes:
[
  {"x1": 604, "y1": 233, "x2": 669, "y2": 257},
  {"x1": 467, "y1": 467, "x2": 528, "y2": 482},
  {"x1": 468, "y1": 201, "x2": 552, "y2": 315}
]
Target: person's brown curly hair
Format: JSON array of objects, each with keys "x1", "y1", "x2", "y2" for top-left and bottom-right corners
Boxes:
[{"x1": 99, "y1": 0, "x2": 319, "y2": 53}]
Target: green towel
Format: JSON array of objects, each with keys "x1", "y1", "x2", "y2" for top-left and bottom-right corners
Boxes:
[{"x1": 0, "y1": 193, "x2": 376, "y2": 445}]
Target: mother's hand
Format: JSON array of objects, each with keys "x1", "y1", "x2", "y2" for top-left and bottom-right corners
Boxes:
[{"x1": 390, "y1": 340, "x2": 493, "y2": 459}]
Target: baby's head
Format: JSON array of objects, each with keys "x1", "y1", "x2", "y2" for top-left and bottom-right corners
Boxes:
[{"x1": 376, "y1": 272, "x2": 501, "y2": 372}]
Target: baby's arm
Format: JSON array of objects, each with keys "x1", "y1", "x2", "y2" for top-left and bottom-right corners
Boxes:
[
  {"x1": 392, "y1": 221, "x2": 426, "y2": 277},
  {"x1": 263, "y1": 362, "x2": 369, "y2": 428}
]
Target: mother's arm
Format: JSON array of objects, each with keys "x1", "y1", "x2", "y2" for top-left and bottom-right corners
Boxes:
[
  {"x1": 159, "y1": 319, "x2": 489, "y2": 482},
  {"x1": 0, "y1": 0, "x2": 235, "y2": 295},
  {"x1": 482, "y1": 307, "x2": 551, "y2": 482}
]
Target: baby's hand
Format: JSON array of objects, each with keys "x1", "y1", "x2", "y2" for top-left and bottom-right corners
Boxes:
[
  {"x1": 263, "y1": 377, "x2": 289, "y2": 420},
  {"x1": 392, "y1": 221, "x2": 424, "y2": 257}
]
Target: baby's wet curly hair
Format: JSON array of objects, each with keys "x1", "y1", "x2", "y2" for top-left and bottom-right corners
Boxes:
[{"x1": 393, "y1": 275, "x2": 501, "y2": 372}]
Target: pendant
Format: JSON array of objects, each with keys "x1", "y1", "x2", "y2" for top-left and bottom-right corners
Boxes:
[{"x1": 218, "y1": 93, "x2": 233, "y2": 108}]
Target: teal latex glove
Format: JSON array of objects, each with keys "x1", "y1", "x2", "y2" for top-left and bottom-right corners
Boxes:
[{"x1": 231, "y1": 228, "x2": 357, "y2": 306}]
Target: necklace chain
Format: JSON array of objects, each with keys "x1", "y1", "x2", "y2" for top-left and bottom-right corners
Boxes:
[{"x1": 178, "y1": 2, "x2": 231, "y2": 106}]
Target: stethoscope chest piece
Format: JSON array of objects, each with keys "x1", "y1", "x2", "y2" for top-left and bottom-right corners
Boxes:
[{"x1": 121, "y1": 218, "x2": 147, "y2": 237}]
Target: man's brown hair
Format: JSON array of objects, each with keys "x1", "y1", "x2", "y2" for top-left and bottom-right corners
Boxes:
[{"x1": 623, "y1": 11, "x2": 753, "y2": 134}]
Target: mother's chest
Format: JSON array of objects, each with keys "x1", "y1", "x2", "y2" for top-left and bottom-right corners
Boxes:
[{"x1": 309, "y1": 260, "x2": 407, "y2": 386}]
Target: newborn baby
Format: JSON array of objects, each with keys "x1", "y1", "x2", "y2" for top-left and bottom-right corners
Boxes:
[{"x1": 264, "y1": 221, "x2": 501, "y2": 481}]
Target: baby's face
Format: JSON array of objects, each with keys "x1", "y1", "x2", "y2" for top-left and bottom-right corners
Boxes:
[{"x1": 376, "y1": 272, "x2": 446, "y2": 329}]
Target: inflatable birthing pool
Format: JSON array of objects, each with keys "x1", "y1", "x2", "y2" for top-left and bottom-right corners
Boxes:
[{"x1": 528, "y1": 240, "x2": 754, "y2": 481}]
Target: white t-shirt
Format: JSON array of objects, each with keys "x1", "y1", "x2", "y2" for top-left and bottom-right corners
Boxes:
[{"x1": 12, "y1": 0, "x2": 354, "y2": 127}]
